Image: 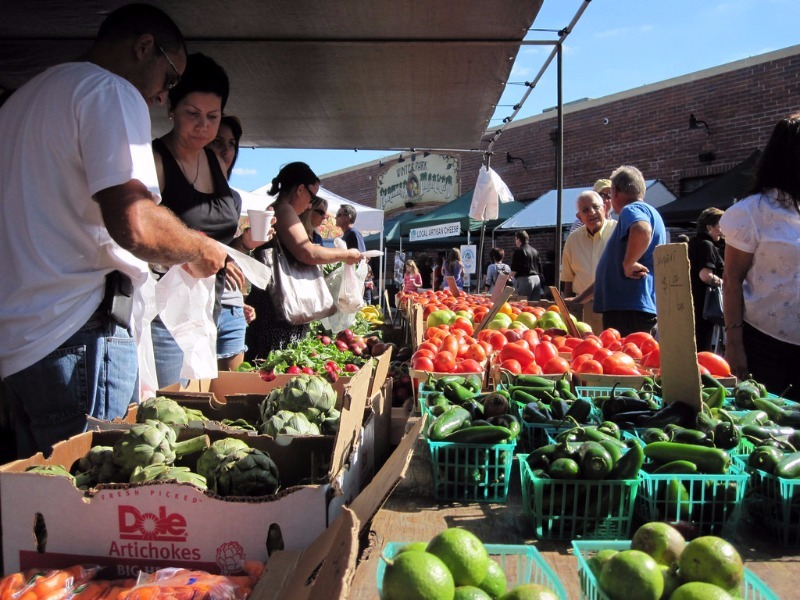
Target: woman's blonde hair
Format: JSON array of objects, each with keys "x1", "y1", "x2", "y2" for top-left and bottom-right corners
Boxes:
[
  {"x1": 405, "y1": 259, "x2": 419, "y2": 274},
  {"x1": 300, "y1": 196, "x2": 328, "y2": 240}
]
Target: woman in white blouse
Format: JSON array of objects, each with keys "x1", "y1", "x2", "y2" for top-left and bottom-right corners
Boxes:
[{"x1": 720, "y1": 113, "x2": 800, "y2": 400}]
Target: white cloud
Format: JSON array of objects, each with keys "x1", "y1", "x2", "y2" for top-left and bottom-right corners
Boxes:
[{"x1": 234, "y1": 167, "x2": 257, "y2": 176}]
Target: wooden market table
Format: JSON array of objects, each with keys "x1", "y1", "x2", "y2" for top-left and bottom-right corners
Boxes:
[{"x1": 348, "y1": 418, "x2": 799, "y2": 599}]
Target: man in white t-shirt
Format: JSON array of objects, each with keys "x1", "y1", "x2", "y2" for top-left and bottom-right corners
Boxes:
[
  {"x1": 561, "y1": 190, "x2": 617, "y2": 334},
  {"x1": 0, "y1": 4, "x2": 227, "y2": 458}
]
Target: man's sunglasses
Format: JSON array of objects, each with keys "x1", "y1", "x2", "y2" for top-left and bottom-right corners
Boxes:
[{"x1": 158, "y1": 46, "x2": 181, "y2": 91}]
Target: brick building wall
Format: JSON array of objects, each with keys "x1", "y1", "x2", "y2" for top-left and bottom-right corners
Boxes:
[{"x1": 322, "y1": 46, "x2": 800, "y2": 289}]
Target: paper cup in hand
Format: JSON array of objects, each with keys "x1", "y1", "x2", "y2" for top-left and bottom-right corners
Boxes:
[{"x1": 248, "y1": 209, "x2": 274, "y2": 242}]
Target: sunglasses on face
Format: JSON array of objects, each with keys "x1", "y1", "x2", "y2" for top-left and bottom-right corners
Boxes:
[
  {"x1": 599, "y1": 192, "x2": 611, "y2": 200},
  {"x1": 158, "y1": 45, "x2": 181, "y2": 91},
  {"x1": 313, "y1": 208, "x2": 327, "y2": 217}
]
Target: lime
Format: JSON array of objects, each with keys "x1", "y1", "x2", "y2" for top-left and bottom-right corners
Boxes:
[
  {"x1": 381, "y1": 550, "x2": 455, "y2": 600},
  {"x1": 659, "y1": 564, "x2": 682, "y2": 599},
  {"x1": 427, "y1": 528, "x2": 490, "y2": 587},
  {"x1": 677, "y1": 536, "x2": 744, "y2": 590},
  {"x1": 588, "y1": 549, "x2": 619, "y2": 579},
  {"x1": 454, "y1": 585, "x2": 493, "y2": 600},
  {"x1": 669, "y1": 581, "x2": 734, "y2": 600},
  {"x1": 631, "y1": 522, "x2": 685, "y2": 566},
  {"x1": 476, "y1": 559, "x2": 507, "y2": 598},
  {"x1": 599, "y1": 549, "x2": 664, "y2": 600},
  {"x1": 398, "y1": 542, "x2": 429, "y2": 554},
  {"x1": 498, "y1": 583, "x2": 560, "y2": 600}
]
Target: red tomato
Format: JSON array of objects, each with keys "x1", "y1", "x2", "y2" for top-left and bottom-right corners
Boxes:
[
  {"x1": 522, "y1": 329, "x2": 540, "y2": 347},
  {"x1": 551, "y1": 335, "x2": 567, "y2": 349},
  {"x1": 521, "y1": 361, "x2": 543, "y2": 374},
  {"x1": 561, "y1": 336, "x2": 582, "y2": 349},
  {"x1": 697, "y1": 351, "x2": 732, "y2": 377},
  {"x1": 499, "y1": 359, "x2": 522, "y2": 375},
  {"x1": 411, "y1": 356, "x2": 434, "y2": 372},
  {"x1": 440, "y1": 334, "x2": 459, "y2": 356},
  {"x1": 570, "y1": 353, "x2": 595, "y2": 371},
  {"x1": 606, "y1": 340, "x2": 623, "y2": 352},
  {"x1": 452, "y1": 317, "x2": 474, "y2": 336},
  {"x1": 543, "y1": 356, "x2": 570, "y2": 375},
  {"x1": 418, "y1": 341, "x2": 440, "y2": 353},
  {"x1": 513, "y1": 339, "x2": 531, "y2": 351},
  {"x1": 593, "y1": 347, "x2": 614, "y2": 363},
  {"x1": 641, "y1": 348, "x2": 661, "y2": 369},
  {"x1": 599, "y1": 328, "x2": 622, "y2": 347},
  {"x1": 411, "y1": 349, "x2": 435, "y2": 362},
  {"x1": 623, "y1": 331, "x2": 656, "y2": 349},
  {"x1": 477, "y1": 340, "x2": 493, "y2": 356},
  {"x1": 571, "y1": 338, "x2": 603, "y2": 360},
  {"x1": 433, "y1": 351, "x2": 456, "y2": 373},
  {"x1": 533, "y1": 340, "x2": 558, "y2": 366},
  {"x1": 463, "y1": 343, "x2": 487, "y2": 363},
  {"x1": 639, "y1": 337, "x2": 659, "y2": 356},
  {"x1": 488, "y1": 331, "x2": 508, "y2": 351},
  {"x1": 498, "y1": 343, "x2": 536, "y2": 368},
  {"x1": 601, "y1": 351, "x2": 637, "y2": 375},
  {"x1": 698, "y1": 364, "x2": 711, "y2": 376},
  {"x1": 458, "y1": 358, "x2": 483, "y2": 373},
  {"x1": 476, "y1": 329, "x2": 493, "y2": 343},
  {"x1": 576, "y1": 359, "x2": 604, "y2": 374},
  {"x1": 621, "y1": 342, "x2": 644, "y2": 361}
]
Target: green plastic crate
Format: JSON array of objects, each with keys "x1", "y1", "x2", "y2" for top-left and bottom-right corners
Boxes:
[
  {"x1": 376, "y1": 541, "x2": 568, "y2": 599},
  {"x1": 518, "y1": 456, "x2": 638, "y2": 540},
  {"x1": 743, "y1": 461, "x2": 800, "y2": 546},
  {"x1": 427, "y1": 438, "x2": 515, "y2": 502},
  {"x1": 572, "y1": 540, "x2": 779, "y2": 600},
  {"x1": 635, "y1": 461, "x2": 747, "y2": 537}
]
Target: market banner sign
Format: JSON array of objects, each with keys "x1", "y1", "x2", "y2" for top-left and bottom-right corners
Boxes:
[
  {"x1": 409, "y1": 221, "x2": 461, "y2": 242},
  {"x1": 460, "y1": 245, "x2": 477, "y2": 275},
  {"x1": 377, "y1": 153, "x2": 459, "y2": 212}
]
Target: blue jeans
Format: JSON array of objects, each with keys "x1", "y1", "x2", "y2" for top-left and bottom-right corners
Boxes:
[
  {"x1": 216, "y1": 305, "x2": 247, "y2": 359},
  {"x1": 151, "y1": 316, "x2": 185, "y2": 389},
  {"x1": 3, "y1": 312, "x2": 137, "y2": 458}
]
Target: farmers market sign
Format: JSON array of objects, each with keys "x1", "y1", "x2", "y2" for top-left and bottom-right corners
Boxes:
[
  {"x1": 409, "y1": 221, "x2": 461, "y2": 242},
  {"x1": 376, "y1": 153, "x2": 459, "y2": 212}
]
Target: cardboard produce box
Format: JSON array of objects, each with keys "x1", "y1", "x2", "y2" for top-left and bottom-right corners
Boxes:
[{"x1": 0, "y1": 365, "x2": 373, "y2": 578}]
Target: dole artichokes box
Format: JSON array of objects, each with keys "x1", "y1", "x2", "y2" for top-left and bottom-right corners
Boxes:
[{"x1": 0, "y1": 368, "x2": 372, "y2": 577}]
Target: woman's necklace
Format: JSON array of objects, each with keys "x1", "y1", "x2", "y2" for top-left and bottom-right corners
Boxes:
[{"x1": 176, "y1": 151, "x2": 201, "y2": 187}]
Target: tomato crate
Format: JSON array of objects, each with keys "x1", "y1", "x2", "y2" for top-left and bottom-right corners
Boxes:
[
  {"x1": 376, "y1": 541, "x2": 568, "y2": 599},
  {"x1": 572, "y1": 540, "x2": 779, "y2": 600},
  {"x1": 635, "y1": 460, "x2": 748, "y2": 537},
  {"x1": 427, "y1": 438, "x2": 516, "y2": 502},
  {"x1": 742, "y1": 461, "x2": 800, "y2": 546},
  {"x1": 518, "y1": 456, "x2": 639, "y2": 540}
]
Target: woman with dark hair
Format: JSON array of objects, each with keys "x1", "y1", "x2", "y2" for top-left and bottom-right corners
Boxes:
[
  {"x1": 484, "y1": 247, "x2": 510, "y2": 294},
  {"x1": 207, "y1": 115, "x2": 258, "y2": 371},
  {"x1": 441, "y1": 248, "x2": 465, "y2": 291},
  {"x1": 150, "y1": 53, "x2": 260, "y2": 387},
  {"x1": 245, "y1": 162, "x2": 362, "y2": 357},
  {"x1": 688, "y1": 207, "x2": 725, "y2": 351},
  {"x1": 720, "y1": 113, "x2": 800, "y2": 399}
]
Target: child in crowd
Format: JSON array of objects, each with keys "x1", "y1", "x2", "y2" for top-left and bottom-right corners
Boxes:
[{"x1": 403, "y1": 259, "x2": 423, "y2": 293}]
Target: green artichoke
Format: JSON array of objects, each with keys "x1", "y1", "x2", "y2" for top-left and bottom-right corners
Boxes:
[
  {"x1": 112, "y1": 420, "x2": 208, "y2": 480},
  {"x1": 129, "y1": 464, "x2": 207, "y2": 490},
  {"x1": 73, "y1": 445, "x2": 119, "y2": 488},
  {"x1": 137, "y1": 397, "x2": 190, "y2": 425},
  {"x1": 25, "y1": 464, "x2": 76, "y2": 483},
  {"x1": 321, "y1": 407, "x2": 341, "y2": 435},
  {"x1": 196, "y1": 438, "x2": 250, "y2": 483},
  {"x1": 213, "y1": 447, "x2": 280, "y2": 497},
  {"x1": 278, "y1": 374, "x2": 336, "y2": 413},
  {"x1": 264, "y1": 410, "x2": 319, "y2": 437},
  {"x1": 258, "y1": 389, "x2": 281, "y2": 425}
]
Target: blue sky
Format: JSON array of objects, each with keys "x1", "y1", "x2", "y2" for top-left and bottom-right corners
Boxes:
[{"x1": 230, "y1": 0, "x2": 800, "y2": 193}]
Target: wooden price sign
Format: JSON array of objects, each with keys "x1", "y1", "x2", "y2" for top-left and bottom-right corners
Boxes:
[
  {"x1": 548, "y1": 286, "x2": 581, "y2": 338},
  {"x1": 474, "y1": 286, "x2": 515, "y2": 335}
]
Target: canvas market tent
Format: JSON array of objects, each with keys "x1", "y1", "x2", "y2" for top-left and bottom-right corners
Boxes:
[
  {"x1": 399, "y1": 190, "x2": 528, "y2": 245},
  {"x1": 496, "y1": 180, "x2": 676, "y2": 231},
  {"x1": 658, "y1": 150, "x2": 761, "y2": 225}
]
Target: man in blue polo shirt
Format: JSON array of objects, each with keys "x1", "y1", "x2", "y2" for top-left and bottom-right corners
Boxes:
[{"x1": 593, "y1": 165, "x2": 667, "y2": 336}]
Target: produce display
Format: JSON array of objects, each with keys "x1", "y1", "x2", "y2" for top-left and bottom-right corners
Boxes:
[{"x1": 378, "y1": 528, "x2": 565, "y2": 600}]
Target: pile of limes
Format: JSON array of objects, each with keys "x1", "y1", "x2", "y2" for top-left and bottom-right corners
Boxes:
[
  {"x1": 591, "y1": 522, "x2": 746, "y2": 600},
  {"x1": 380, "y1": 527, "x2": 560, "y2": 600}
]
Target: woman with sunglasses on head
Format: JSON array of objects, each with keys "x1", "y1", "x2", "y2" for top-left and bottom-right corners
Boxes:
[
  {"x1": 245, "y1": 162, "x2": 362, "y2": 358},
  {"x1": 300, "y1": 196, "x2": 329, "y2": 244},
  {"x1": 207, "y1": 114, "x2": 259, "y2": 371},
  {"x1": 149, "y1": 53, "x2": 260, "y2": 387}
]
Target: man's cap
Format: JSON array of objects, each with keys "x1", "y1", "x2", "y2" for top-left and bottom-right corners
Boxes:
[{"x1": 593, "y1": 179, "x2": 612, "y2": 193}]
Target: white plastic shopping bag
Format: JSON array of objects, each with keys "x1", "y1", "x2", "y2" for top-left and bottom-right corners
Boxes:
[{"x1": 469, "y1": 165, "x2": 515, "y2": 221}]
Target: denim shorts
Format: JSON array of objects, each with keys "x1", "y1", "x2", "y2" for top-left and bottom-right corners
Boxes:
[
  {"x1": 4, "y1": 312, "x2": 137, "y2": 458},
  {"x1": 216, "y1": 305, "x2": 248, "y2": 359}
]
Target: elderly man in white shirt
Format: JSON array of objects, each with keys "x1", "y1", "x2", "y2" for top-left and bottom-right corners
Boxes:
[{"x1": 561, "y1": 190, "x2": 617, "y2": 334}]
